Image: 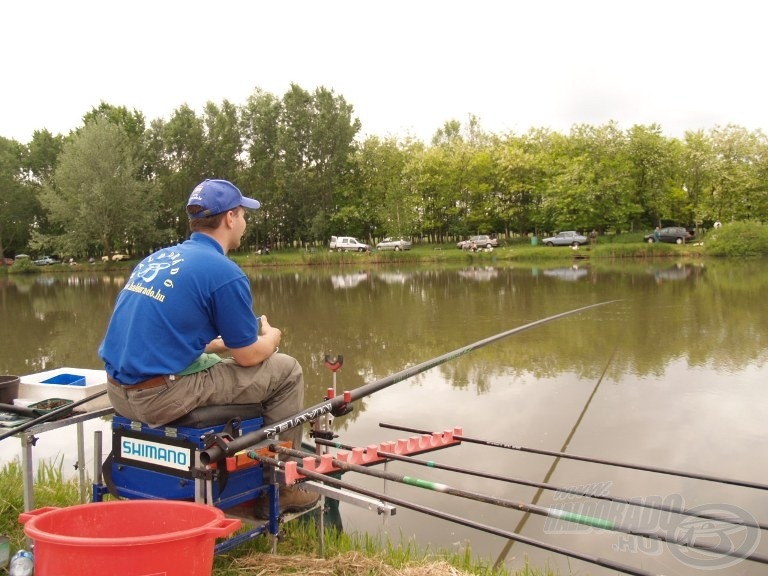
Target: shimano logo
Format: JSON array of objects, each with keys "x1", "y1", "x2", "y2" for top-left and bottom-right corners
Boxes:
[{"x1": 121, "y1": 438, "x2": 191, "y2": 472}]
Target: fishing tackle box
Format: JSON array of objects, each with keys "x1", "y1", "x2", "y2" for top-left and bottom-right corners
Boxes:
[{"x1": 106, "y1": 408, "x2": 265, "y2": 509}]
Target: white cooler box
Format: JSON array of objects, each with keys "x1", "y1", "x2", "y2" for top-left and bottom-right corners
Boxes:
[{"x1": 19, "y1": 368, "x2": 108, "y2": 404}]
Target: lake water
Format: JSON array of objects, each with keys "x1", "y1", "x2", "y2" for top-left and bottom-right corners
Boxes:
[{"x1": 1, "y1": 258, "x2": 766, "y2": 575}]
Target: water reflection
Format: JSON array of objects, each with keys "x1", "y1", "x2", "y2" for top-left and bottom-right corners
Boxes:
[
  {"x1": 542, "y1": 265, "x2": 589, "y2": 281},
  {"x1": 330, "y1": 272, "x2": 369, "y2": 289},
  {"x1": 1, "y1": 261, "x2": 767, "y2": 575},
  {"x1": 649, "y1": 262, "x2": 700, "y2": 283},
  {"x1": 457, "y1": 266, "x2": 499, "y2": 281}
]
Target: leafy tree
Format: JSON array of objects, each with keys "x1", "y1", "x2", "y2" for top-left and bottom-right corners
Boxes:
[
  {"x1": 36, "y1": 118, "x2": 158, "y2": 258},
  {"x1": 416, "y1": 117, "x2": 498, "y2": 241},
  {"x1": 542, "y1": 122, "x2": 637, "y2": 234},
  {"x1": 494, "y1": 131, "x2": 546, "y2": 236},
  {"x1": 626, "y1": 124, "x2": 680, "y2": 230},
  {"x1": 82, "y1": 102, "x2": 147, "y2": 142},
  {"x1": 201, "y1": 99, "x2": 243, "y2": 178},
  {"x1": 352, "y1": 136, "x2": 420, "y2": 240},
  {"x1": 277, "y1": 84, "x2": 361, "y2": 244},
  {"x1": 414, "y1": 144, "x2": 454, "y2": 241},
  {"x1": 708, "y1": 125, "x2": 767, "y2": 223},
  {"x1": 149, "y1": 105, "x2": 207, "y2": 242},
  {"x1": 8, "y1": 83, "x2": 768, "y2": 250},
  {"x1": 681, "y1": 130, "x2": 716, "y2": 226},
  {"x1": 240, "y1": 89, "x2": 283, "y2": 248},
  {"x1": 0, "y1": 137, "x2": 38, "y2": 257},
  {"x1": 22, "y1": 129, "x2": 65, "y2": 184}
]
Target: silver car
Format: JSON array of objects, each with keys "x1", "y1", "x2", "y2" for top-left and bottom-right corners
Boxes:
[
  {"x1": 541, "y1": 231, "x2": 588, "y2": 247},
  {"x1": 376, "y1": 237, "x2": 412, "y2": 251},
  {"x1": 457, "y1": 235, "x2": 499, "y2": 250}
]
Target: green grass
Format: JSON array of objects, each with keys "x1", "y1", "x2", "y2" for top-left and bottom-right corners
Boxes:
[
  {"x1": 3, "y1": 234, "x2": 706, "y2": 277},
  {"x1": 230, "y1": 238, "x2": 706, "y2": 268},
  {"x1": 1, "y1": 458, "x2": 553, "y2": 575},
  {"x1": 1, "y1": 458, "x2": 82, "y2": 553}
]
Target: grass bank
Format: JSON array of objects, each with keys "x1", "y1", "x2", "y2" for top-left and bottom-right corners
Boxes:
[
  {"x1": 1, "y1": 234, "x2": 709, "y2": 277},
  {"x1": 1, "y1": 459, "x2": 552, "y2": 575},
  {"x1": 230, "y1": 239, "x2": 705, "y2": 269}
]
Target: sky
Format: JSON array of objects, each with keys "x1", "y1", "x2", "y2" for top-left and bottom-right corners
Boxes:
[{"x1": 1, "y1": 0, "x2": 766, "y2": 145}]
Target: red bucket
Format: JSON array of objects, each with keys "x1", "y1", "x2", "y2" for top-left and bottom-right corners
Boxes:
[{"x1": 19, "y1": 500, "x2": 241, "y2": 576}]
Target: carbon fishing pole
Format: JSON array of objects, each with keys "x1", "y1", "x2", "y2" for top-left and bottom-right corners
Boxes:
[
  {"x1": 249, "y1": 451, "x2": 659, "y2": 576},
  {"x1": 0, "y1": 389, "x2": 109, "y2": 442},
  {"x1": 199, "y1": 301, "x2": 618, "y2": 465},
  {"x1": 380, "y1": 423, "x2": 768, "y2": 492},
  {"x1": 273, "y1": 445, "x2": 768, "y2": 566},
  {"x1": 496, "y1": 343, "x2": 618, "y2": 570},
  {"x1": 312, "y1": 437, "x2": 768, "y2": 532}
]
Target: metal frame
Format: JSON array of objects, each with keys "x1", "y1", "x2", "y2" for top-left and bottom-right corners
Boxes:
[{"x1": 16, "y1": 406, "x2": 114, "y2": 511}]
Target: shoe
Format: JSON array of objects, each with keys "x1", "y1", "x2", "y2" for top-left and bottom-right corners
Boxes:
[{"x1": 254, "y1": 484, "x2": 320, "y2": 519}]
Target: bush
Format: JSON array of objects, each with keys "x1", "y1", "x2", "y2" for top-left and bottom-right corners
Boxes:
[
  {"x1": 7, "y1": 258, "x2": 39, "y2": 274},
  {"x1": 705, "y1": 221, "x2": 768, "y2": 257}
]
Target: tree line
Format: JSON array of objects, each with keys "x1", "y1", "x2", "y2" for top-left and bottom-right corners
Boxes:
[{"x1": 1, "y1": 82, "x2": 767, "y2": 260}]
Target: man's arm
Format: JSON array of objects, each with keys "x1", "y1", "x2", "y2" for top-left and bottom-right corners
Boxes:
[{"x1": 212, "y1": 315, "x2": 282, "y2": 367}]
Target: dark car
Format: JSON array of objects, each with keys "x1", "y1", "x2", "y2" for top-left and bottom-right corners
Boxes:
[{"x1": 644, "y1": 227, "x2": 695, "y2": 244}]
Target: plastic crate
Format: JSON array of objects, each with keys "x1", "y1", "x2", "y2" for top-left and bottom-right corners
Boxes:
[{"x1": 41, "y1": 374, "x2": 86, "y2": 387}]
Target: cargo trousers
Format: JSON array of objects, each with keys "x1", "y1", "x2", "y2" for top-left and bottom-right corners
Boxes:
[{"x1": 107, "y1": 353, "x2": 305, "y2": 451}]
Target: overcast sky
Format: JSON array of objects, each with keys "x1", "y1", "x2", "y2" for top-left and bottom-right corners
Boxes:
[{"x1": 1, "y1": 0, "x2": 765, "y2": 144}]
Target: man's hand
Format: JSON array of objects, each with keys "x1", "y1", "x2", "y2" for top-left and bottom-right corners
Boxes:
[
  {"x1": 258, "y1": 315, "x2": 282, "y2": 348},
  {"x1": 205, "y1": 336, "x2": 227, "y2": 354},
  {"x1": 230, "y1": 314, "x2": 282, "y2": 366}
]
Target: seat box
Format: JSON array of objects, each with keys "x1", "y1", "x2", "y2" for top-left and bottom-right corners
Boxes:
[{"x1": 109, "y1": 414, "x2": 266, "y2": 507}]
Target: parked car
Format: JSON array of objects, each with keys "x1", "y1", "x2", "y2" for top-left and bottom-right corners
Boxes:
[
  {"x1": 33, "y1": 256, "x2": 58, "y2": 266},
  {"x1": 644, "y1": 227, "x2": 695, "y2": 244},
  {"x1": 457, "y1": 235, "x2": 499, "y2": 250},
  {"x1": 329, "y1": 236, "x2": 371, "y2": 252},
  {"x1": 376, "y1": 237, "x2": 412, "y2": 251},
  {"x1": 541, "y1": 231, "x2": 588, "y2": 247}
]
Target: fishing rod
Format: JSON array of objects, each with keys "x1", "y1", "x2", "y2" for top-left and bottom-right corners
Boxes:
[
  {"x1": 199, "y1": 301, "x2": 617, "y2": 465},
  {"x1": 496, "y1": 343, "x2": 618, "y2": 569},
  {"x1": 0, "y1": 389, "x2": 109, "y2": 442},
  {"x1": 274, "y1": 445, "x2": 768, "y2": 566},
  {"x1": 381, "y1": 423, "x2": 768, "y2": 492},
  {"x1": 250, "y1": 451, "x2": 660, "y2": 576},
  {"x1": 312, "y1": 437, "x2": 768, "y2": 532}
]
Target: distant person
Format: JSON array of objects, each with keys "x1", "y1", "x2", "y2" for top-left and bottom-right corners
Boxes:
[
  {"x1": 99, "y1": 178, "x2": 319, "y2": 518},
  {"x1": 654, "y1": 227, "x2": 660, "y2": 241},
  {"x1": 590, "y1": 229, "x2": 598, "y2": 245}
]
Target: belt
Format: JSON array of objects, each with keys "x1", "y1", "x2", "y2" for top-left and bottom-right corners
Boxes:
[{"x1": 107, "y1": 374, "x2": 169, "y2": 391}]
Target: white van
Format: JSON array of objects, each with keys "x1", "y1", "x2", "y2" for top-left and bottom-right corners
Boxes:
[{"x1": 329, "y1": 236, "x2": 371, "y2": 252}]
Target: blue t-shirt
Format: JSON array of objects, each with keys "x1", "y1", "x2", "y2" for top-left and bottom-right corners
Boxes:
[{"x1": 99, "y1": 233, "x2": 259, "y2": 384}]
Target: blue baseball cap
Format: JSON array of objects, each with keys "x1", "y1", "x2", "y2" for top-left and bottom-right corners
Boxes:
[{"x1": 186, "y1": 179, "x2": 261, "y2": 218}]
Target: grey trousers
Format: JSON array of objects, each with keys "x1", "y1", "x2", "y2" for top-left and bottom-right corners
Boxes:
[{"x1": 107, "y1": 354, "x2": 306, "y2": 450}]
